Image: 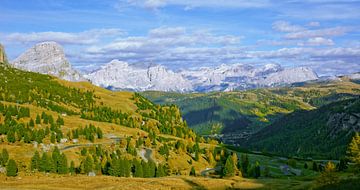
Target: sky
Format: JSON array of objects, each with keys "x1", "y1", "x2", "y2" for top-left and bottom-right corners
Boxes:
[{"x1": 1, "y1": 0, "x2": 360, "y2": 76}]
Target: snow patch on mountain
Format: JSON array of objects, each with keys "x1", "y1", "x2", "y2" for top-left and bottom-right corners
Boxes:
[{"x1": 11, "y1": 42, "x2": 85, "y2": 81}]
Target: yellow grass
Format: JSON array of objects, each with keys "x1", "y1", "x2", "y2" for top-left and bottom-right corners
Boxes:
[{"x1": 0, "y1": 175, "x2": 268, "y2": 190}]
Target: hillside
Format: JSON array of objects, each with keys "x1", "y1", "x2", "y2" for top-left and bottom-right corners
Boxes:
[
  {"x1": 142, "y1": 80, "x2": 360, "y2": 137},
  {"x1": 0, "y1": 61, "x2": 222, "y2": 179},
  {"x1": 244, "y1": 97, "x2": 360, "y2": 159}
]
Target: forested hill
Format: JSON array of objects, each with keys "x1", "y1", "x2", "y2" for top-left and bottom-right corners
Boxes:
[
  {"x1": 0, "y1": 61, "x2": 225, "y2": 178},
  {"x1": 143, "y1": 80, "x2": 360, "y2": 136},
  {"x1": 244, "y1": 97, "x2": 360, "y2": 159}
]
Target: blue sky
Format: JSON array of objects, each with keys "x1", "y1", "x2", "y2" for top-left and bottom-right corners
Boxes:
[{"x1": 1, "y1": 0, "x2": 360, "y2": 76}]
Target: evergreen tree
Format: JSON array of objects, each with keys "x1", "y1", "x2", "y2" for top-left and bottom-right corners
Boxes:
[
  {"x1": 36, "y1": 114, "x2": 41, "y2": 124},
  {"x1": 50, "y1": 133, "x2": 56, "y2": 143},
  {"x1": 149, "y1": 160, "x2": 156, "y2": 177},
  {"x1": 337, "y1": 158, "x2": 348, "y2": 172},
  {"x1": 110, "y1": 158, "x2": 121, "y2": 177},
  {"x1": 96, "y1": 127, "x2": 103, "y2": 139},
  {"x1": 156, "y1": 164, "x2": 165, "y2": 177},
  {"x1": 123, "y1": 159, "x2": 131, "y2": 177},
  {"x1": 347, "y1": 132, "x2": 360, "y2": 172},
  {"x1": 31, "y1": 151, "x2": 40, "y2": 171},
  {"x1": 69, "y1": 161, "x2": 75, "y2": 174},
  {"x1": 312, "y1": 161, "x2": 318, "y2": 172},
  {"x1": 58, "y1": 153, "x2": 68, "y2": 174},
  {"x1": 142, "y1": 161, "x2": 150, "y2": 178},
  {"x1": 6, "y1": 159, "x2": 18, "y2": 177},
  {"x1": 29, "y1": 118, "x2": 35, "y2": 127},
  {"x1": 84, "y1": 155, "x2": 94, "y2": 174},
  {"x1": 40, "y1": 152, "x2": 50, "y2": 172},
  {"x1": 56, "y1": 116, "x2": 64, "y2": 125},
  {"x1": 1, "y1": 149, "x2": 9, "y2": 166},
  {"x1": 190, "y1": 166, "x2": 196, "y2": 176},
  {"x1": 7, "y1": 129, "x2": 16, "y2": 143},
  {"x1": 223, "y1": 155, "x2": 235, "y2": 177},
  {"x1": 52, "y1": 146, "x2": 61, "y2": 172},
  {"x1": 134, "y1": 160, "x2": 143, "y2": 177},
  {"x1": 254, "y1": 161, "x2": 261, "y2": 178},
  {"x1": 240, "y1": 154, "x2": 249, "y2": 176},
  {"x1": 194, "y1": 151, "x2": 200, "y2": 161}
]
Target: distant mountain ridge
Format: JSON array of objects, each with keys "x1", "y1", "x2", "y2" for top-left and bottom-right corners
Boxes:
[
  {"x1": 86, "y1": 60, "x2": 319, "y2": 92},
  {"x1": 6, "y1": 41, "x2": 322, "y2": 92}
]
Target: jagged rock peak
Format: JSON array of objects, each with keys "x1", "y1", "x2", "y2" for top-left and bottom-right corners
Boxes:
[
  {"x1": 85, "y1": 59, "x2": 193, "y2": 92},
  {"x1": 12, "y1": 41, "x2": 85, "y2": 81},
  {"x1": 0, "y1": 43, "x2": 8, "y2": 64}
]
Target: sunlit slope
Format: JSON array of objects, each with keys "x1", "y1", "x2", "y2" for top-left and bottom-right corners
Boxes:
[{"x1": 143, "y1": 80, "x2": 360, "y2": 135}]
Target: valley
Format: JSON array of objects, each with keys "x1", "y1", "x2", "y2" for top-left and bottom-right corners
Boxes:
[{"x1": 0, "y1": 38, "x2": 360, "y2": 189}]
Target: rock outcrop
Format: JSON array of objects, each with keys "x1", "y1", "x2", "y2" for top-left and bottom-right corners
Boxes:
[
  {"x1": 11, "y1": 42, "x2": 85, "y2": 81},
  {"x1": 0, "y1": 44, "x2": 8, "y2": 63}
]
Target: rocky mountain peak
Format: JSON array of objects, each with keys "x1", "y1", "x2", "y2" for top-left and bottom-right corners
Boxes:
[
  {"x1": 11, "y1": 41, "x2": 85, "y2": 81},
  {"x1": 0, "y1": 43, "x2": 8, "y2": 64},
  {"x1": 85, "y1": 60, "x2": 193, "y2": 92}
]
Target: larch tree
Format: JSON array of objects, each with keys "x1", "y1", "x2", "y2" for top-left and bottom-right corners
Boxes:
[{"x1": 347, "y1": 132, "x2": 360, "y2": 172}]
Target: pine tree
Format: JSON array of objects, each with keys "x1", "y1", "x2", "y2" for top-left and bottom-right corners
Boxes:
[
  {"x1": 69, "y1": 161, "x2": 75, "y2": 174},
  {"x1": 156, "y1": 164, "x2": 165, "y2": 177},
  {"x1": 123, "y1": 159, "x2": 131, "y2": 177},
  {"x1": 58, "y1": 153, "x2": 68, "y2": 174},
  {"x1": 223, "y1": 155, "x2": 235, "y2": 177},
  {"x1": 6, "y1": 159, "x2": 18, "y2": 177},
  {"x1": 96, "y1": 127, "x2": 103, "y2": 139},
  {"x1": 110, "y1": 158, "x2": 120, "y2": 177},
  {"x1": 312, "y1": 161, "x2": 318, "y2": 172},
  {"x1": 7, "y1": 129, "x2": 16, "y2": 143},
  {"x1": 347, "y1": 132, "x2": 360, "y2": 172},
  {"x1": 304, "y1": 162, "x2": 308, "y2": 169},
  {"x1": 29, "y1": 118, "x2": 35, "y2": 127},
  {"x1": 190, "y1": 166, "x2": 196, "y2": 176},
  {"x1": 241, "y1": 154, "x2": 249, "y2": 176},
  {"x1": 143, "y1": 161, "x2": 150, "y2": 178},
  {"x1": 40, "y1": 152, "x2": 50, "y2": 172},
  {"x1": 31, "y1": 151, "x2": 40, "y2": 171},
  {"x1": 194, "y1": 151, "x2": 200, "y2": 161},
  {"x1": 52, "y1": 146, "x2": 61, "y2": 173},
  {"x1": 134, "y1": 160, "x2": 143, "y2": 177},
  {"x1": 1, "y1": 149, "x2": 9, "y2": 166},
  {"x1": 36, "y1": 114, "x2": 41, "y2": 124},
  {"x1": 149, "y1": 160, "x2": 156, "y2": 177},
  {"x1": 84, "y1": 155, "x2": 94, "y2": 174},
  {"x1": 50, "y1": 133, "x2": 56, "y2": 143}
]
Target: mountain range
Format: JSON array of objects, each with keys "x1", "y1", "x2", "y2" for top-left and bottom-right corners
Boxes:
[{"x1": 8, "y1": 41, "x2": 321, "y2": 92}]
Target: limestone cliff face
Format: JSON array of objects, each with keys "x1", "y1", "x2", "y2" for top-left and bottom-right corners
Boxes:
[
  {"x1": 11, "y1": 42, "x2": 85, "y2": 82},
  {"x1": 0, "y1": 44, "x2": 8, "y2": 63}
]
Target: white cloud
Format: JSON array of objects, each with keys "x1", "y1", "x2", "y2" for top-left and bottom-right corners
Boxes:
[
  {"x1": 2, "y1": 29, "x2": 124, "y2": 45},
  {"x1": 284, "y1": 27, "x2": 348, "y2": 39},
  {"x1": 272, "y1": 21, "x2": 304, "y2": 32},
  {"x1": 308, "y1": 21, "x2": 320, "y2": 27},
  {"x1": 304, "y1": 37, "x2": 334, "y2": 46}
]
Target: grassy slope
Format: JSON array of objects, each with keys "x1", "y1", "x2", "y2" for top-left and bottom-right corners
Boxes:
[
  {"x1": 142, "y1": 80, "x2": 360, "y2": 136},
  {"x1": 0, "y1": 64, "x2": 214, "y2": 178}
]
